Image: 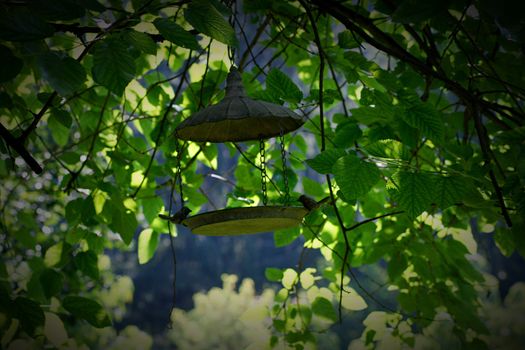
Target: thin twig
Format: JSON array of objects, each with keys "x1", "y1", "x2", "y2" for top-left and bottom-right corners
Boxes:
[{"x1": 64, "y1": 91, "x2": 110, "y2": 192}]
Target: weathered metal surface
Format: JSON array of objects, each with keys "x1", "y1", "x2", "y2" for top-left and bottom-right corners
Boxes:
[
  {"x1": 181, "y1": 206, "x2": 308, "y2": 235},
  {"x1": 175, "y1": 68, "x2": 305, "y2": 142}
]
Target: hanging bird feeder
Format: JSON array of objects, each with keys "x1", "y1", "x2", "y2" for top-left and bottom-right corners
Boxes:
[
  {"x1": 175, "y1": 67, "x2": 305, "y2": 142},
  {"x1": 163, "y1": 0, "x2": 308, "y2": 236},
  {"x1": 170, "y1": 67, "x2": 308, "y2": 236},
  {"x1": 169, "y1": 66, "x2": 308, "y2": 236}
]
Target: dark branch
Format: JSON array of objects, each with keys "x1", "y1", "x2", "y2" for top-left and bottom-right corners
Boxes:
[{"x1": 0, "y1": 123, "x2": 42, "y2": 174}]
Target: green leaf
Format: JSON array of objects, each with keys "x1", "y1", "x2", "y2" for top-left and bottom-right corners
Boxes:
[
  {"x1": 365, "y1": 139, "x2": 409, "y2": 160},
  {"x1": 138, "y1": 229, "x2": 159, "y2": 264},
  {"x1": 92, "y1": 36, "x2": 136, "y2": 95},
  {"x1": 311, "y1": 297, "x2": 337, "y2": 322},
  {"x1": 302, "y1": 177, "x2": 326, "y2": 197},
  {"x1": 75, "y1": 251, "x2": 99, "y2": 279},
  {"x1": 141, "y1": 197, "x2": 164, "y2": 224},
  {"x1": 44, "y1": 312, "x2": 68, "y2": 348},
  {"x1": 38, "y1": 52, "x2": 86, "y2": 96},
  {"x1": 338, "y1": 30, "x2": 359, "y2": 49},
  {"x1": 185, "y1": 0, "x2": 238, "y2": 46},
  {"x1": 40, "y1": 269, "x2": 64, "y2": 298},
  {"x1": 63, "y1": 296, "x2": 111, "y2": 328},
  {"x1": 48, "y1": 110, "x2": 70, "y2": 147},
  {"x1": 401, "y1": 103, "x2": 444, "y2": 142},
  {"x1": 494, "y1": 227, "x2": 515, "y2": 257},
  {"x1": 306, "y1": 149, "x2": 346, "y2": 174},
  {"x1": 0, "y1": 8, "x2": 54, "y2": 42},
  {"x1": 387, "y1": 253, "x2": 408, "y2": 281},
  {"x1": 300, "y1": 268, "x2": 316, "y2": 289},
  {"x1": 266, "y1": 68, "x2": 303, "y2": 104},
  {"x1": 13, "y1": 297, "x2": 45, "y2": 334},
  {"x1": 153, "y1": 18, "x2": 201, "y2": 50},
  {"x1": 398, "y1": 171, "x2": 435, "y2": 218},
  {"x1": 44, "y1": 242, "x2": 64, "y2": 267},
  {"x1": 334, "y1": 122, "x2": 362, "y2": 148},
  {"x1": 282, "y1": 268, "x2": 298, "y2": 289},
  {"x1": 122, "y1": 29, "x2": 157, "y2": 55},
  {"x1": 65, "y1": 228, "x2": 88, "y2": 245},
  {"x1": 0, "y1": 45, "x2": 23, "y2": 82},
  {"x1": 351, "y1": 107, "x2": 391, "y2": 124},
  {"x1": 109, "y1": 204, "x2": 138, "y2": 245},
  {"x1": 265, "y1": 268, "x2": 283, "y2": 282},
  {"x1": 434, "y1": 175, "x2": 465, "y2": 209},
  {"x1": 51, "y1": 108, "x2": 72, "y2": 128},
  {"x1": 333, "y1": 154, "x2": 381, "y2": 199},
  {"x1": 274, "y1": 227, "x2": 301, "y2": 247}
]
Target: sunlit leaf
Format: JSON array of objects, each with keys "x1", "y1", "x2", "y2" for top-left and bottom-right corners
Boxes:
[
  {"x1": 300, "y1": 268, "x2": 316, "y2": 290},
  {"x1": 282, "y1": 269, "x2": 297, "y2": 290},
  {"x1": 44, "y1": 242, "x2": 64, "y2": 267},
  {"x1": 341, "y1": 287, "x2": 367, "y2": 310},
  {"x1": 185, "y1": 0, "x2": 238, "y2": 46},
  {"x1": 44, "y1": 312, "x2": 68, "y2": 348},
  {"x1": 137, "y1": 229, "x2": 159, "y2": 264}
]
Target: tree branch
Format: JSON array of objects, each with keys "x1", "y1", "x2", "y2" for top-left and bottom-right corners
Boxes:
[{"x1": 0, "y1": 123, "x2": 42, "y2": 174}]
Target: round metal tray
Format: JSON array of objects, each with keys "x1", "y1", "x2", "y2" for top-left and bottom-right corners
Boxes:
[{"x1": 181, "y1": 206, "x2": 308, "y2": 236}]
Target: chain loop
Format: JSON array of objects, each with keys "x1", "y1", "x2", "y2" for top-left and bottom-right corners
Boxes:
[
  {"x1": 259, "y1": 138, "x2": 268, "y2": 206},
  {"x1": 227, "y1": 0, "x2": 236, "y2": 66},
  {"x1": 175, "y1": 138, "x2": 184, "y2": 206},
  {"x1": 279, "y1": 130, "x2": 290, "y2": 205}
]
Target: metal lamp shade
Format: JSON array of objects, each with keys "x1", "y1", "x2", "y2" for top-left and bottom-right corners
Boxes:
[{"x1": 175, "y1": 68, "x2": 305, "y2": 142}]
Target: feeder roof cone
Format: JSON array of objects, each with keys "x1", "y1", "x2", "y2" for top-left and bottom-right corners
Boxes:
[{"x1": 175, "y1": 67, "x2": 305, "y2": 142}]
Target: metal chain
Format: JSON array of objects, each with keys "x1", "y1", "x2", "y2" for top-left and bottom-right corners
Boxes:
[
  {"x1": 259, "y1": 138, "x2": 268, "y2": 206},
  {"x1": 227, "y1": 0, "x2": 236, "y2": 66},
  {"x1": 279, "y1": 130, "x2": 290, "y2": 206},
  {"x1": 175, "y1": 138, "x2": 184, "y2": 206}
]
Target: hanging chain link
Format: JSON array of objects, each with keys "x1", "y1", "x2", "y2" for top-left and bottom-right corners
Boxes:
[
  {"x1": 259, "y1": 138, "x2": 268, "y2": 206},
  {"x1": 175, "y1": 138, "x2": 185, "y2": 206},
  {"x1": 227, "y1": 0, "x2": 236, "y2": 66},
  {"x1": 279, "y1": 130, "x2": 290, "y2": 206}
]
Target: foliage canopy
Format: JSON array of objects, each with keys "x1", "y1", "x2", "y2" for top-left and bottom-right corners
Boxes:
[{"x1": 1, "y1": 0, "x2": 524, "y2": 348}]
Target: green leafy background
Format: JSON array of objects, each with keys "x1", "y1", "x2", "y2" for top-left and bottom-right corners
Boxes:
[{"x1": 1, "y1": 0, "x2": 525, "y2": 349}]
